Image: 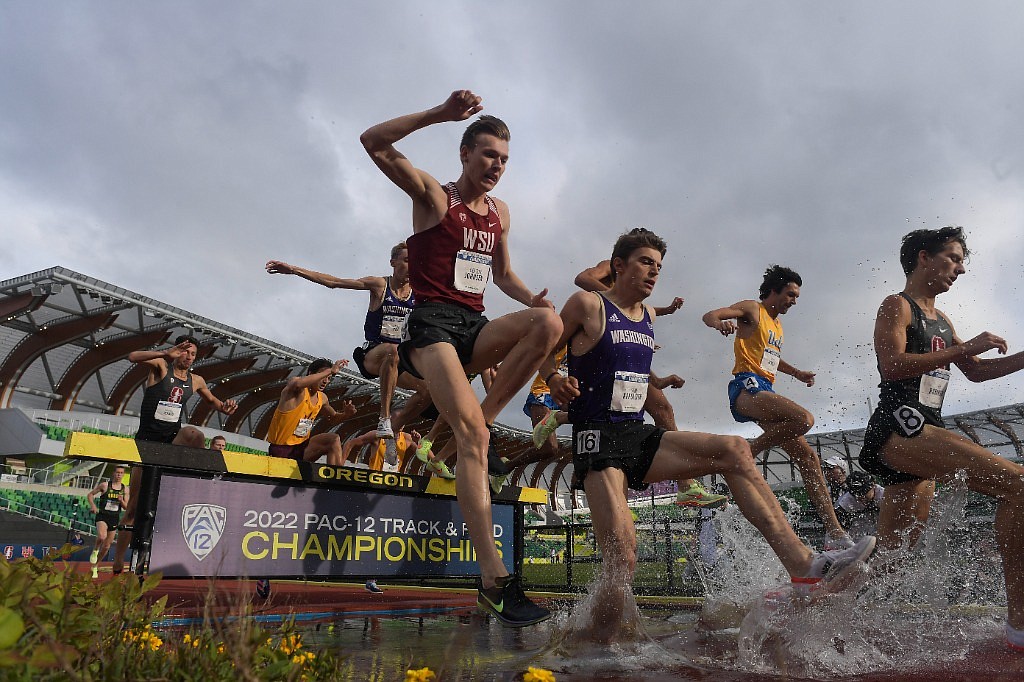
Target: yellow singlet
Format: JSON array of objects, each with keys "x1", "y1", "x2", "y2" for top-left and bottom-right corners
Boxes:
[
  {"x1": 266, "y1": 390, "x2": 324, "y2": 446},
  {"x1": 731, "y1": 303, "x2": 784, "y2": 383},
  {"x1": 529, "y1": 347, "x2": 568, "y2": 397},
  {"x1": 368, "y1": 432, "x2": 411, "y2": 471}
]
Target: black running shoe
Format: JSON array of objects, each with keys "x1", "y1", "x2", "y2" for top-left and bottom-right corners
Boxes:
[
  {"x1": 255, "y1": 578, "x2": 271, "y2": 599},
  {"x1": 486, "y1": 426, "x2": 509, "y2": 476},
  {"x1": 477, "y1": 575, "x2": 551, "y2": 628}
]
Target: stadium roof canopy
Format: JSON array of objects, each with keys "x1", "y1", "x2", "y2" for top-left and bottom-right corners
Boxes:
[
  {"x1": 3, "y1": 267, "x2": 1023, "y2": 514},
  {"x1": 0, "y1": 266, "x2": 530, "y2": 453}
]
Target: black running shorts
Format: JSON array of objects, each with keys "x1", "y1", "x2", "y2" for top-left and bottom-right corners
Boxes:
[
  {"x1": 858, "y1": 401, "x2": 944, "y2": 486},
  {"x1": 352, "y1": 343, "x2": 381, "y2": 379},
  {"x1": 571, "y1": 421, "x2": 665, "y2": 492},
  {"x1": 398, "y1": 302, "x2": 489, "y2": 379}
]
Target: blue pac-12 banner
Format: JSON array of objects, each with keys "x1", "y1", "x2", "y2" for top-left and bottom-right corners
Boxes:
[{"x1": 149, "y1": 474, "x2": 515, "y2": 578}]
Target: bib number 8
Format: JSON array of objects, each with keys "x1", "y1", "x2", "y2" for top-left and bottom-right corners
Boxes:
[{"x1": 893, "y1": 405, "x2": 925, "y2": 437}]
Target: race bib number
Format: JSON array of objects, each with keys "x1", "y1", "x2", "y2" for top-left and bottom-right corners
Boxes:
[
  {"x1": 893, "y1": 405, "x2": 926, "y2": 437},
  {"x1": 292, "y1": 418, "x2": 313, "y2": 439},
  {"x1": 576, "y1": 429, "x2": 601, "y2": 455},
  {"x1": 454, "y1": 250, "x2": 491, "y2": 294},
  {"x1": 104, "y1": 498, "x2": 120, "y2": 512},
  {"x1": 918, "y1": 369, "x2": 950, "y2": 410},
  {"x1": 381, "y1": 314, "x2": 405, "y2": 341},
  {"x1": 611, "y1": 371, "x2": 649, "y2": 413},
  {"x1": 154, "y1": 401, "x2": 182, "y2": 423},
  {"x1": 760, "y1": 347, "x2": 781, "y2": 376}
]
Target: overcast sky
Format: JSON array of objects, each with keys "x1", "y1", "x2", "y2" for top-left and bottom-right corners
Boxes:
[{"x1": 3, "y1": 2, "x2": 1023, "y2": 437}]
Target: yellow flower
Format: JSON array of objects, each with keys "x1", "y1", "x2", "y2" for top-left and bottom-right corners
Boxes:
[
  {"x1": 216, "y1": 643, "x2": 225, "y2": 655},
  {"x1": 183, "y1": 634, "x2": 192, "y2": 644},
  {"x1": 405, "y1": 667, "x2": 436, "y2": 682},
  {"x1": 280, "y1": 633, "x2": 303, "y2": 655},
  {"x1": 523, "y1": 667, "x2": 555, "y2": 682},
  {"x1": 291, "y1": 651, "x2": 316, "y2": 666}
]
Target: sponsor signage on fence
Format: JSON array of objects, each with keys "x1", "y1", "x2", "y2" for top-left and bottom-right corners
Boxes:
[{"x1": 149, "y1": 474, "x2": 515, "y2": 578}]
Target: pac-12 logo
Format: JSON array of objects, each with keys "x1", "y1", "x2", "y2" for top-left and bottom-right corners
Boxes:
[{"x1": 182, "y1": 504, "x2": 226, "y2": 561}]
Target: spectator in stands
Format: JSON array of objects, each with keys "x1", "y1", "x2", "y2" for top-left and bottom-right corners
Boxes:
[
  {"x1": 87, "y1": 465, "x2": 128, "y2": 579},
  {"x1": 822, "y1": 456, "x2": 849, "y2": 502},
  {"x1": 209, "y1": 435, "x2": 227, "y2": 452},
  {"x1": 835, "y1": 471, "x2": 884, "y2": 539}
]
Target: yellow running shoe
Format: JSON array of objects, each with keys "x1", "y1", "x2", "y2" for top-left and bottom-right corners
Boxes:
[
  {"x1": 531, "y1": 412, "x2": 560, "y2": 449},
  {"x1": 675, "y1": 482, "x2": 727, "y2": 509},
  {"x1": 426, "y1": 458, "x2": 456, "y2": 480},
  {"x1": 415, "y1": 438, "x2": 433, "y2": 463}
]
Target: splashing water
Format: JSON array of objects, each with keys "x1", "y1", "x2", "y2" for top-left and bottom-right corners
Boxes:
[
  {"x1": 697, "y1": 473, "x2": 1007, "y2": 678},
  {"x1": 537, "y1": 566, "x2": 692, "y2": 675}
]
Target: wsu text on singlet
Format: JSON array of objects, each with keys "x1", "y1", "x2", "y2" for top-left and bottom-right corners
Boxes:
[{"x1": 406, "y1": 182, "x2": 501, "y2": 312}]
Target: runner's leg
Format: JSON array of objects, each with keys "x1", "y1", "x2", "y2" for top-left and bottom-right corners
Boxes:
[
  {"x1": 464, "y1": 308, "x2": 562, "y2": 424},
  {"x1": 735, "y1": 390, "x2": 814, "y2": 457},
  {"x1": 878, "y1": 426, "x2": 1024, "y2": 629},
  {"x1": 408, "y1": 342, "x2": 506, "y2": 585}
]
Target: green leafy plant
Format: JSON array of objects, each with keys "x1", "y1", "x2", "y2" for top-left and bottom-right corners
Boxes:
[{"x1": 0, "y1": 547, "x2": 346, "y2": 681}]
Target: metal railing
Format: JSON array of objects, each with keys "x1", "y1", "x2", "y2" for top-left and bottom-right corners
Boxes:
[
  {"x1": 0, "y1": 496, "x2": 95, "y2": 536},
  {"x1": 1, "y1": 464, "x2": 102, "y2": 492}
]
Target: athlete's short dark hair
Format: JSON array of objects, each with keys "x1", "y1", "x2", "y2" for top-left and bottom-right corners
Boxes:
[
  {"x1": 460, "y1": 115, "x2": 510, "y2": 150},
  {"x1": 307, "y1": 358, "x2": 333, "y2": 375},
  {"x1": 210, "y1": 435, "x2": 226, "y2": 443},
  {"x1": 174, "y1": 334, "x2": 199, "y2": 347},
  {"x1": 390, "y1": 242, "x2": 408, "y2": 261},
  {"x1": 609, "y1": 228, "x2": 667, "y2": 282},
  {"x1": 899, "y1": 226, "x2": 970, "y2": 275},
  {"x1": 759, "y1": 265, "x2": 802, "y2": 300}
]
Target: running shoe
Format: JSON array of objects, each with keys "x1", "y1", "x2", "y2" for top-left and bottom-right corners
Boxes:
[
  {"x1": 415, "y1": 438, "x2": 433, "y2": 463},
  {"x1": 426, "y1": 458, "x2": 456, "y2": 480},
  {"x1": 255, "y1": 578, "x2": 271, "y2": 600},
  {"x1": 364, "y1": 580, "x2": 384, "y2": 594},
  {"x1": 674, "y1": 482, "x2": 728, "y2": 509},
  {"x1": 383, "y1": 437, "x2": 399, "y2": 467},
  {"x1": 477, "y1": 575, "x2": 551, "y2": 628},
  {"x1": 823, "y1": 533, "x2": 856, "y2": 551},
  {"x1": 89, "y1": 549, "x2": 99, "y2": 565},
  {"x1": 376, "y1": 417, "x2": 394, "y2": 439},
  {"x1": 793, "y1": 535, "x2": 876, "y2": 597},
  {"x1": 381, "y1": 460, "x2": 400, "y2": 473},
  {"x1": 531, "y1": 412, "x2": 560, "y2": 449},
  {"x1": 490, "y1": 457, "x2": 511, "y2": 494},
  {"x1": 91, "y1": 565, "x2": 98, "y2": 579}
]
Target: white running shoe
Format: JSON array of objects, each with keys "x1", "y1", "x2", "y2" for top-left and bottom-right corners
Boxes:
[
  {"x1": 793, "y1": 535, "x2": 876, "y2": 598},
  {"x1": 823, "y1": 533, "x2": 856, "y2": 551},
  {"x1": 383, "y1": 437, "x2": 398, "y2": 468},
  {"x1": 376, "y1": 417, "x2": 394, "y2": 439}
]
